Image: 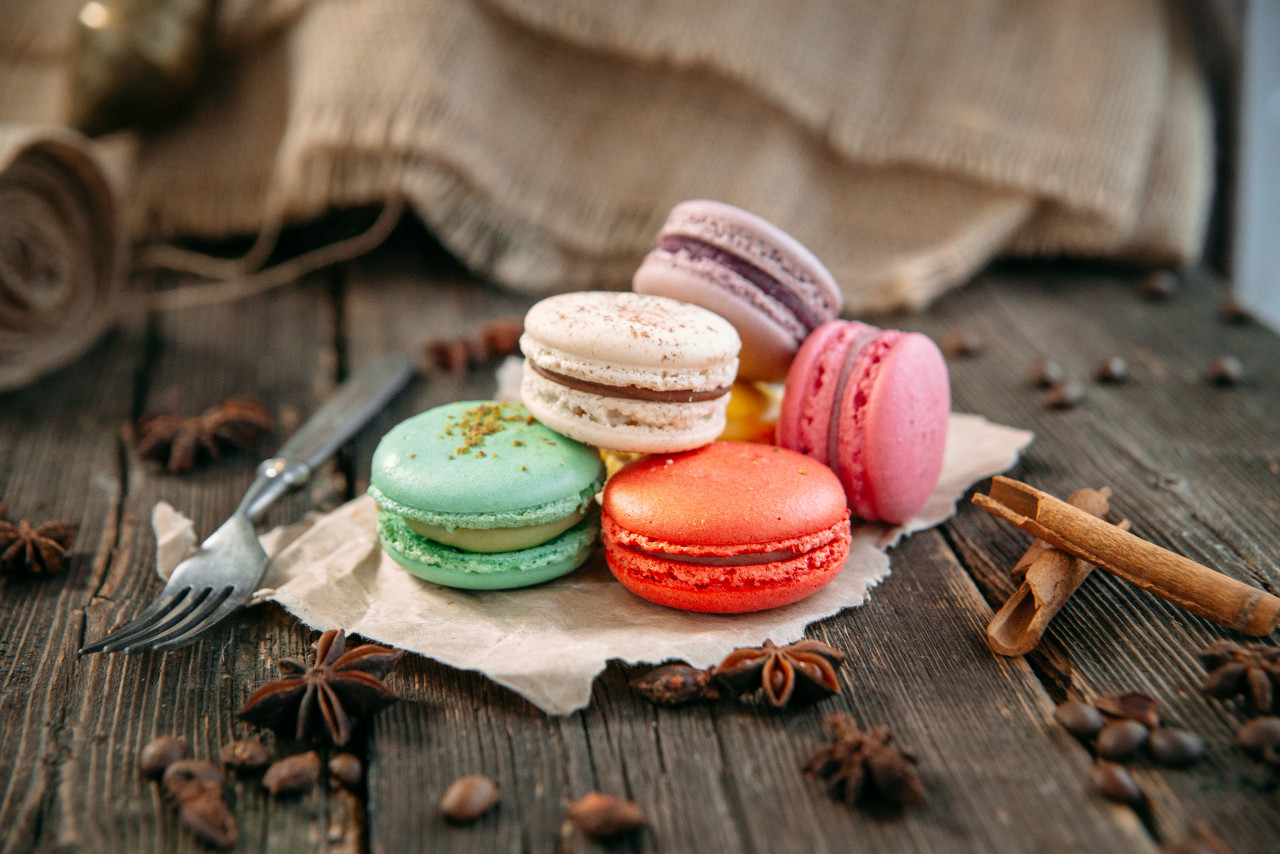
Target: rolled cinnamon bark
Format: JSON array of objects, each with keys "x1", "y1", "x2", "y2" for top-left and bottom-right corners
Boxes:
[
  {"x1": 975, "y1": 477, "x2": 1280, "y2": 636},
  {"x1": 986, "y1": 487, "x2": 1126, "y2": 656}
]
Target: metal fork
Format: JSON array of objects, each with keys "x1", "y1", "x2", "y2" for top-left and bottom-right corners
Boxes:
[{"x1": 80, "y1": 355, "x2": 413, "y2": 655}]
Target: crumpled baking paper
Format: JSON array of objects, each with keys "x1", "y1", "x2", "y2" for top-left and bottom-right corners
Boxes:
[{"x1": 153, "y1": 413, "x2": 1032, "y2": 715}]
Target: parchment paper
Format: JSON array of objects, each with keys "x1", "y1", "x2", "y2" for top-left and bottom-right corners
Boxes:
[{"x1": 153, "y1": 413, "x2": 1032, "y2": 714}]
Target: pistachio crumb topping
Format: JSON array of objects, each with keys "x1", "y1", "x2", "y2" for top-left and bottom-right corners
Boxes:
[{"x1": 440, "y1": 403, "x2": 530, "y2": 454}]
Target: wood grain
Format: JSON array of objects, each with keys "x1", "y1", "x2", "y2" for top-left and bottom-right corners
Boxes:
[
  {"x1": 1, "y1": 277, "x2": 354, "y2": 853},
  {"x1": 2, "y1": 238, "x2": 1278, "y2": 853},
  {"x1": 895, "y1": 266, "x2": 1280, "y2": 852}
]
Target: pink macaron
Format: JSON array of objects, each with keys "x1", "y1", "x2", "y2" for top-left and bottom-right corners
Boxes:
[
  {"x1": 633, "y1": 200, "x2": 842, "y2": 382},
  {"x1": 777, "y1": 320, "x2": 949, "y2": 524}
]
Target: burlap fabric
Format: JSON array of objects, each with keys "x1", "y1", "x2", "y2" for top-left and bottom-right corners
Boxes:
[
  {"x1": 0, "y1": 126, "x2": 122, "y2": 390},
  {"x1": 0, "y1": 0, "x2": 1210, "y2": 384}
]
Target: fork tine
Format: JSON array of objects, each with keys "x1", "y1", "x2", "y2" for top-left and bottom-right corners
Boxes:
[
  {"x1": 120, "y1": 587, "x2": 236, "y2": 654},
  {"x1": 150, "y1": 590, "x2": 246, "y2": 652},
  {"x1": 106, "y1": 587, "x2": 218, "y2": 654},
  {"x1": 79, "y1": 587, "x2": 193, "y2": 654},
  {"x1": 100, "y1": 587, "x2": 213, "y2": 653}
]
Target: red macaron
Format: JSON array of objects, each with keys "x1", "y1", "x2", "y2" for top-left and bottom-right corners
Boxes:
[{"x1": 601, "y1": 441, "x2": 852, "y2": 613}]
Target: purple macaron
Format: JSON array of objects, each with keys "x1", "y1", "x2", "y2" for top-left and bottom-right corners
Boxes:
[{"x1": 633, "y1": 200, "x2": 842, "y2": 382}]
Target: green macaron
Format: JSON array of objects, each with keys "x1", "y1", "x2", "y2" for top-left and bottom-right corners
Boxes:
[{"x1": 368, "y1": 400, "x2": 605, "y2": 589}]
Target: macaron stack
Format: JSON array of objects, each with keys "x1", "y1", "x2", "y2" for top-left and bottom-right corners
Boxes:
[{"x1": 368, "y1": 199, "x2": 950, "y2": 612}]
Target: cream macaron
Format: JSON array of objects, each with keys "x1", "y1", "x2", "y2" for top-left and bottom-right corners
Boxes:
[{"x1": 519, "y1": 292, "x2": 741, "y2": 453}]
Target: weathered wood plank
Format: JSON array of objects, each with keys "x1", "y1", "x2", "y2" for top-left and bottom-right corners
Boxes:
[
  {"x1": 697, "y1": 531, "x2": 1153, "y2": 854},
  {"x1": 344, "y1": 246, "x2": 1154, "y2": 853},
  {"x1": 0, "y1": 327, "x2": 146, "y2": 854},
  {"x1": 7, "y1": 237, "x2": 1280, "y2": 854},
  {"x1": 32, "y1": 276, "x2": 346, "y2": 853},
  {"x1": 889, "y1": 266, "x2": 1280, "y2": 852}
]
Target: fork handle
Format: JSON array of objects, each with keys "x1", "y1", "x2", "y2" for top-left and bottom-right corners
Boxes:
[{"x1": 239, "y1": 354, "x2": 414, "y2": 520}]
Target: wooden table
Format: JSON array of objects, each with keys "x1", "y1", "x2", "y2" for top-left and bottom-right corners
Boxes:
[{"x1": 2, "y1": 227, "x2": 1278, "y2": 853}]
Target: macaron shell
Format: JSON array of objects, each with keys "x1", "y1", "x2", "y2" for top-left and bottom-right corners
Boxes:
[
  {"x1": 378, "y1": 511, "x2": 599, "y2": 590},
  {"x1": 659, "y1": 200, "x2": 842, "y2": 318},
  {"x1": 852, "y1": 332, "x2": 950, "y2": 524},
  {"x1": 521, "y1": 291, "x2": 740, "y2": 387},
  {"x1": 604, "y1": 523, "x2": 851, "y2": 613},
  {"x1": 602, "y1": 442, "x2": 848, "y2": 546},
  {"x1": 633, "y1": 254, "x2": 800, "y2": 381},
  {"x1": 369, "y1": 401, "x2": 604, "y2": 529}
]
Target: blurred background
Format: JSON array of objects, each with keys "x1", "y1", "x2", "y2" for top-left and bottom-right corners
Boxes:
[{"x1": 0, "y1": 0, "x2": 1263, "y2": 390}]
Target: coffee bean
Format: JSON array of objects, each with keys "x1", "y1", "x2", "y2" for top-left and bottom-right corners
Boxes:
[
  {"x1": 1218, "y1": 297, "x2": 1248, "y2": 324},
  {"x1": 440, "y1": 774, "x2": 500, "y2": 823},
  {"x1": 1043, "y1": 380, "x2": 1085, "y2": 410},
  {"x1": 220, "y1": 739, "x2": 269, "y2": 773},
  {"x1": 162, "y1": 760, "x2": 225, "y2": 802},
  {"x1": 1139, "y1": 270, "x2": 1179, "y2": 301},
  {"x1": 1236, "y1": 716, "x2": 1280, "y2": 764},
  {"x1": 140, "y1": 735, "x2": 188, "y2": 779},
  {"x1": 263, "y1": 751, "x2": 320, "y2": 796},
  {"x1": 1096, "y1": 720, "x2": 1149, "y2": 761},
  {"x1": 1054, "y1": 700, "x2": 1104, "y2": 739},
  {"x1": 1028, "y1": 359, "x2": 1064, "y2": 388},
  {"x1": 941, "y1": 330, "x2": 983, "y2": 358},
  {"x1": 1093, "y1": 691, "x2": 1161, "y2": 728},
  {"x1": 329, "y1": 753, "x2": 363, "y2": 789},
  {"x1": 567, "y1": 792, "x2": 647, "y2": 838},
  {"x1": 178, "y1": 790, "x2": 238, "y2": 849},
  {"x1": 1149, "y1": 727, "x2": 1205, "y2": 767},
  {"x1": 1094, "y1": 357, "x2": 1128, "y2": 383},
  {"x1": 1091, "y1": 761, "x2": 1143, "y2": 804},
  {"x1": 1204, "y1": 356, "x2": 1243, "y2": 386}
]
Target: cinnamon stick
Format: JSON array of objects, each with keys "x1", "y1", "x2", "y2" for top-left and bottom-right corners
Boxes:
[
  {"x1": 986, "y1": 487, "x2": 1128, "y2": 656},
  {"x1": 974, "y1": 477, "x2": 1280, "y2": 636}
]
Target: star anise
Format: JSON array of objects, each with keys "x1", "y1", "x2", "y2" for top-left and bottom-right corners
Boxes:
[
  {"x1": 804, "y1": 712, "x2": 926, "y2": 807},
  {"x1": 0, "y1": 516, "x2": 78, "y2": 575},
  {"x1": 134, "y1": 396, "x2": 272, "y2": 473},
  {"x1": 421, "y1": 316, "x2": 524, "y2": 379},
  {"x1": 712, "y1": 639, "x2": 844, "y2": 708},
  {"x1": 1199, "y1": 641, "x2": 1280, "y2": 715},
  {"x1": 237, "y1": 629, "x2": 403, "y2": 746}
]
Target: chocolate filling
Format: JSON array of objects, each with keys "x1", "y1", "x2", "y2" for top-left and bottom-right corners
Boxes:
[
  {"x1": 529, "y1": 361, "x2": 730, "y2": 403},
  {"x1": 631, "y1": 547, "x2": 803, "y2": 567},
  {"x1": 659, "y1": 235, "x2": 821, "y2": 332}
]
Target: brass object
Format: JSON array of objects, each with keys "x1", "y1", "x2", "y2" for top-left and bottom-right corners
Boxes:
[{"x1": 69, "y1": 0, "x2": 216, "y2": 136}]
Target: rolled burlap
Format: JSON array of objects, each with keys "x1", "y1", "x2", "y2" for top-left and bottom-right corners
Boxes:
[{"x1": 0, "y1": 126, "x2": 123, "y2": 391}]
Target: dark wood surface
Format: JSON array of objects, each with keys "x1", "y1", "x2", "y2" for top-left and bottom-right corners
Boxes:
[{"x1": 1, "y1": 229, "x2": 1277, "y2": 854}]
